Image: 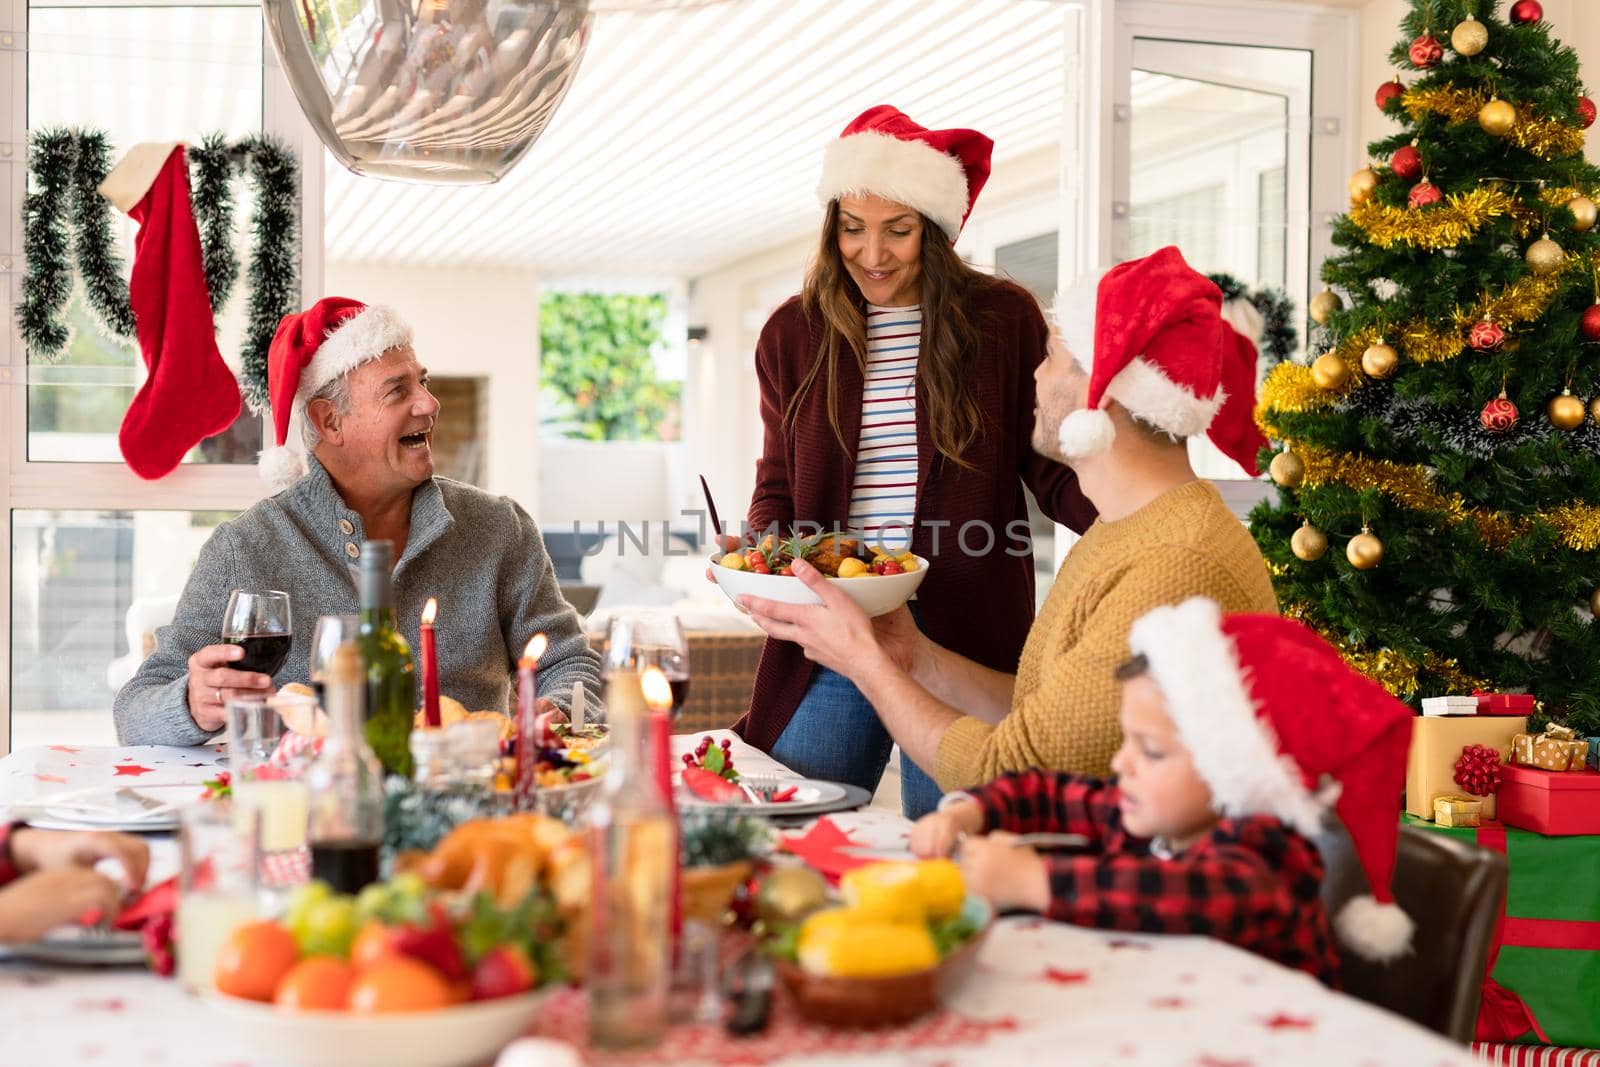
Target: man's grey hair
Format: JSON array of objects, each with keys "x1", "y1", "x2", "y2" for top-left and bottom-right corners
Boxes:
[{"x1": 300, "y1": 373, "x2": 353, "y2": 450}]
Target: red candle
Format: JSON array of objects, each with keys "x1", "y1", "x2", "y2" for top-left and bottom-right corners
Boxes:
[
  {"x1": 640, "y1": 667, "x2": 681, "y2": 952},
  {"x1": 421, "y1": 598, "x2": 441, "y2": 728},
  {"x1": 515, "y1": 634, "x2": 547, "y2": 806}
]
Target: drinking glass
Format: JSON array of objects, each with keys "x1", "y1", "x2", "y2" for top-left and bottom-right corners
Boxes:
[
  {"x1": 226, "y1": 697, "x2": 309, "y2": 885},
  {"x1": 308, "y1": 614, "x2": 360, "y2": 709},
  {"x1": 221, "y1": 590, "x2": 293, "y2": 678},
  {"x1": 602, "y1": 611, "x2": 690, "y2": 720},
  {"x1": 177, "y1": 803, "x2": 259, "y2": 995}
]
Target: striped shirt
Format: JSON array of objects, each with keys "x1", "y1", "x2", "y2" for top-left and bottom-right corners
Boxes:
[{"x1": 847, "y1": 304, "x2": 921, "y2": 552}]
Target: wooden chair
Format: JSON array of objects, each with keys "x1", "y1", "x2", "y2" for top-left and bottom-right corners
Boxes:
[{"x1": 1317, "y1": 819, "x2": 1507, "y2": 1043}]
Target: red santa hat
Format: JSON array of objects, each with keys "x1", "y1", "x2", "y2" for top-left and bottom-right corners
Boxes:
[
  {"x1": 816, "y1": 105, "x2": 993, "y2": 240},
  {"x1": 259, "y1": 297, "x2": 413, "y2": 490},
  {"x1": 1051, "y1": 246, "x2": 1268, "y2": 474},
  {"x1": 1127, "y1": 598, "x2": 1417, "y2": 963}
]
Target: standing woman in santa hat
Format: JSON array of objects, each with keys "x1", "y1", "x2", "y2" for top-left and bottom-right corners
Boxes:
[{"x1": 731, "y1": 106, "x2": 1097, "y2": 818}]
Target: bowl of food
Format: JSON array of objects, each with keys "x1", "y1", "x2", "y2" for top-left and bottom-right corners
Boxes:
[
  {"x1": 710, "y1": 533, "x2": 929, "y2": 618},
  {"x1": 765, "y1": 859, "x2": 990, "y2": 1028}
]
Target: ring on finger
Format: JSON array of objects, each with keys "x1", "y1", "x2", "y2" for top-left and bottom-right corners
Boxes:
[{"x1": 215, "y1": 687, "x2": 223, "y2": 705}]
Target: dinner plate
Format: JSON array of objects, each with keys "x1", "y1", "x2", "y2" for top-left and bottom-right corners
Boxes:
[
  {"x1": 9, "y1": 926, "x2": 147, "y2": 966},
  {"x1": 678, "y1": 775, "x2": 859, "y2": 817}
]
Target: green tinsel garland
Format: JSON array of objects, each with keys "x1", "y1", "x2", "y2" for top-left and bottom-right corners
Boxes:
[
  {"x1": 1208, "y1": 272, "x2": 1299, "y2": 367},
  {"x1": 15, "y1": 127, "x2": 299, "y2": 411}
]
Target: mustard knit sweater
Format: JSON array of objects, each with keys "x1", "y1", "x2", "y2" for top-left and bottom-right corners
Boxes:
[{"x1": 934, "y1": 479, "x2": 1278, "y2": 790}]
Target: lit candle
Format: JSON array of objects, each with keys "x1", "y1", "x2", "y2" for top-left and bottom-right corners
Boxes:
[
  {"x1": 421, "y1": 598, "x2": 441, "y2": 728},
  {"x1": 640, "y1": 666, "x2": 681, "y2": 955},
  {"x1": 515, "y1": 634, "x2": 548, "y2": 806}
]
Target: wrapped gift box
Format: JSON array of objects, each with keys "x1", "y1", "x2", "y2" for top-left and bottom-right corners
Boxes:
[
  {"x1": 1433, "y1": 794, "x2": 1483, "y2": 827},
  {"x1": 1477, "y1": 691, "x2": 1537, "y2": 716},
  {"x1": 1405, "y1": 715, "x2": 1526, "y2": 820},
  {"x1": 1498, "y1": 764, "x2": 1600, "y2": 836},
  {"x1": 1422, "y1": 696, "x2": 1478, "y2": 717},
  {"x1": 1512, "y1": 725, "x2": 1590, "y2": 772}
]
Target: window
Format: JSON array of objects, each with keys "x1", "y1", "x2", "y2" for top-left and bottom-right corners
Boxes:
[{"x1": 539, "y1": 291, "x2": 683, "y2": 444}]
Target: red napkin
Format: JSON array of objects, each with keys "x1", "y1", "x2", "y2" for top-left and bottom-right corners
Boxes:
[
  {"x1": 780, "y1": 817, "x2": 875, "y2": 883},
  {"x1": 78, "y1": 873, "x2": 178, "y2": 930}
]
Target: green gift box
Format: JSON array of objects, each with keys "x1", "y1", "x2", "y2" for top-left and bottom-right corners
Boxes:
[{"x1": 1408, "y1": 815, "x2": 1600, "y2": 1048}]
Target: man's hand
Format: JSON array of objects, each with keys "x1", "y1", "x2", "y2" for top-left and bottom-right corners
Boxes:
[
  {"x1": 186, "y1": 643, "x2": 277, "y2": 732},
  {"x1": 0, "y1": 868, "x2": 130, "y2": 944},
  {"x1": 870, "y1": 605, "x2": 929, "y2": 677},
  {"x1": 908, "y1": 798, "x2": 983, "y2": 859},
  {"x1": 958, "y1": 832, "x2": 1050, "y2": 913},
  {"x1": 739, "y1": 558, "x2": 893, "y2": 680},
  {"x1": 9, "y1": 828, "x2": 150, "y2": 893}
]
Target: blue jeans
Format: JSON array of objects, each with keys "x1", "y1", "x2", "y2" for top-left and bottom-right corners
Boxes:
[{"x1": 769, "y1": 667, "x2": 946, "y2": 820}]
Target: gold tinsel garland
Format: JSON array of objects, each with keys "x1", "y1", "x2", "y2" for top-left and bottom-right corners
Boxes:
[
  {"x1": 1349, "y1": 186, "x2": 1540, "y2": 251},
  {"x1": 1280, "y1": 601, "x2": 1491, "y2": 699},
  {"x1": 1402, "y1": 85, "x2": 1588, "y2": 161},
  {"x1": 1289, "y1": 444, "x2": 1600, "y2": 551}
]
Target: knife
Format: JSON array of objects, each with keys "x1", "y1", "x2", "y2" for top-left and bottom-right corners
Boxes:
[
  {"x1": 844, "y1": 832, "x2": 1091, "y2": 861},
  {"x1": 699, "y1": 475, "x2": 724, "y2": 548}
]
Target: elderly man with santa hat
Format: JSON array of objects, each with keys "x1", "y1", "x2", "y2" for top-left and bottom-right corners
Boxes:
[{"x1": 114, "y1": 298, "x2": 600, "y2": 745}]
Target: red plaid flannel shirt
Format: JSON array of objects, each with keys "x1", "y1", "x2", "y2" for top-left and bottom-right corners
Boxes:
[{"x1": 968, "y1": 770, "x2": 1340, "y2": 987}]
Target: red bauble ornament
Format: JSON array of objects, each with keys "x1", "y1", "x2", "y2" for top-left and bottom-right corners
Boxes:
[
  {"x1": 1409, "y1": 34, "x2": 1444, "y2": 69},
  {"x1": 1409, "y1": 179, "x2": 1443, "y2": 208},
  {"x1": 1510, "y1": 0, "x2": 1543, "y2": 25},
  {"x1": 1579, "y1": 96, "x2": 1597, "y2": 129},
  {"x1": 1454, "y1": 743, "x2": 1504, "y2": 797},
  {"x1": 1582, "y1": 304, "x2": 1600, "y2": 342},
  {"x1": 1376, "y1": 77, "x2": 1405, "y2": 111},
  {"x1": 1468, "y1": 319, "x2": 1506, "y2": 351},
  {"x1": 1392, "y1": 144, "x2": 1423, "y2": 181},
  {"x1": 1481, "y1": 392, "x2": 1519, "y2": 433}
]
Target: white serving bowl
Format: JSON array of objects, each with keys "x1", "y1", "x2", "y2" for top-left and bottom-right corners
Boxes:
[
  {"x1": 203, "y1": 989, "x2": 553, "y2": 1067},
  {"x1": 710, "y1": 555, "x2": 929, "y2": 618}
]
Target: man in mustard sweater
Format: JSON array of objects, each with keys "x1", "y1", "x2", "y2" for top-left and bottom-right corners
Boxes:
[{"x1": 741, "y1": 246, "x2": 1278, "y2": 791}]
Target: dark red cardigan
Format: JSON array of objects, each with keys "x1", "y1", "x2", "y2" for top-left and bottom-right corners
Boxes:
[{"x1": 732, "y1": 280, "x2": 1098, "y2": 752}]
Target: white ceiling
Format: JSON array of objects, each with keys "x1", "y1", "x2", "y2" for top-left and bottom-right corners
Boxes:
[{"x1": 322, "y1": 0, "x2": 1070, "y2": 276}]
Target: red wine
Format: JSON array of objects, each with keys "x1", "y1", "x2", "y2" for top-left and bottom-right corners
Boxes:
[
  {"x1": 226, "y1": 632, "x2": 292, "y2": 677},
  {"x1": 668, "y1": 676, "x2": 690, "y2": 715},
  {"x1": 310, "y1": 838, "x2": 381, "y2": 894}
]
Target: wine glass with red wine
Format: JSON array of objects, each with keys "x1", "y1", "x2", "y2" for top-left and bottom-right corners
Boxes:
[
  {"x1": 601, "y1": 610, "x2": 690, "y2": 720},
  {"x1": 222, "y1": 590, "x2": 293, "y2": 678}
]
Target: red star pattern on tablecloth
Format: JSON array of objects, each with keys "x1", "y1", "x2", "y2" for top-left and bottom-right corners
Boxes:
[
  {"x1": 1262, "y1": 1013, "x2": 1314, "y2": 1030},
  {"x1": 47, "y1": 745, "x2": 79, "y2": 753},
  {"x1": 1042, "y1": 968, "x2": 1089, "y2": 984},
  {"x1": 112, "y1": 764, "x2": 154, "y2": 776},
  {"x1": 72, "y1": 998, "x2": 125, "y2": 1013},
  {"x1": 1152, "y1": 997, "x2": 1188, "y2": 1009}
]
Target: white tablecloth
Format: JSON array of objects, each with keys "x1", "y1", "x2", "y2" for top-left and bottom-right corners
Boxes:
[{"x1": 0, "y1": 733, "x2": 1478, "y2": 1067}]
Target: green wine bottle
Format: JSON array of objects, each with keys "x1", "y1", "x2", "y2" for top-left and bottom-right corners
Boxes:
[{"x1": 357, "y1": 539, "x2": 416, "y2": 777}]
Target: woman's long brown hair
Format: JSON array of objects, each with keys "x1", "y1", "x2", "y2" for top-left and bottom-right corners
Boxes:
[{"x1": 788, "y1": 201, "x2": 993, "y2": 470}]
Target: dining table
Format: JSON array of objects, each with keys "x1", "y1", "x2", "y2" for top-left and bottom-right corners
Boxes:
[{"x1": 0, "y1": 731, "x2": 1493, "y2": 1067}]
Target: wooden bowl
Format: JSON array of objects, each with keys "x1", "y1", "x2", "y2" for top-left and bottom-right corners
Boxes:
[{"x1": 773, "y1": 896, "x2": 992, "y2": 1028}]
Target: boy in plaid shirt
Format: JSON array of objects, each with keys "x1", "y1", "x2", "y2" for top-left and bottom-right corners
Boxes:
[{"x1": 910, "y1": 598, "x2": 1416, "y2": 985}]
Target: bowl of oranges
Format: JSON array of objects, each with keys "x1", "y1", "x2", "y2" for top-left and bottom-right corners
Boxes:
[
  {"x1": 711, "y1": 532, "x2": 929, "y2": 619},
  {"x1": 205, "y1": 874, "x2": 563, "y2": 1067}
]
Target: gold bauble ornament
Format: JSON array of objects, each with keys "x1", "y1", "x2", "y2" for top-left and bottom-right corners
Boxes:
[
  {"x1": 1478, "y1": 97, "x2": 1517, "y2": 136},
  {"x1": 1269, "y1": 450, "x2": 1305, "y2": 488},
  {"x1": 1548, "y1": 389, "x2": 1585, "y2": 430},
  {"x1": 1361, "y1": 340, "x2": 1400, "y2": 379},
  {"x1": 1291, "y1": 522, "x2": 1329, "y2": 562},
  {"x1": 1349, "y1": 166, "x2": 1380, "y2": 204},
  {"x1": 1590, "y1": 588, "x2": 1600, "y2": 616},
  {"x1": 755, "y1": 865, "x2": 828, "y2": 926},
  {"x1": 1346, "y1": 526, "x2": 1384, "y2": 570},
  {"x1": 1527, "y1": 235, "x2": 1565, "y2": 275},
  {"x1": 1451, "y1": 14, "x2": 1489, "y2": 56},
  {"x1": 1568, "y1": 195, "x2": 1598, "y2": 232},
  {"x1": 1308, "y1": 287, "x2": 1343, "y2": 325},
  {"x1": 1311, "y1": 352, "x2": 1351, "y2": 390},
  {"x1": 1589, "y1": 394, "x2": 1600, "y2": 424}
]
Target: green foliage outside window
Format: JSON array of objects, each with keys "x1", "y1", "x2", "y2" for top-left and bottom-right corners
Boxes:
[{"x1": 539, "y1": 291, "x2": 681, "y2": 442}]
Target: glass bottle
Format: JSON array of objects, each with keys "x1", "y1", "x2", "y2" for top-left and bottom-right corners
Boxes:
[
  {"x1": 357, "y1": 539, "x2": 416, "y2": 777},
  {"x1": 306, "y1": 641, "x2": 385, "y2": 893}
]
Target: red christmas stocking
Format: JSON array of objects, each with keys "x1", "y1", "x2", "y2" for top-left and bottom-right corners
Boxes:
[{"x1": 102, "y1": 143, "x2": 240, "y2": 479}]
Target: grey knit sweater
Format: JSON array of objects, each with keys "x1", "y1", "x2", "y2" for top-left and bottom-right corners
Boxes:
[{"x1": 114, "y1": 455, "x2": 602, "y2": 746}]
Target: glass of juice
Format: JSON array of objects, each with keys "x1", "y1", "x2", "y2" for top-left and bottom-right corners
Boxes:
[
  {"x1": 227, "y1": 698, "x2": 309, "y2": 893},
  {"x1": 176, "y1": 802, "x2": 260, "y2": 995}
]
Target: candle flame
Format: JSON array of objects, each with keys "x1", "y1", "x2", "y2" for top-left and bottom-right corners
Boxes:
[
  {"x1": 421, "y1": 597, "x2": 438, "y2": 625},
  {"x1": 521, "y1": 633, "x2": 547, "y2": 666},
  {"x1": 640, "y1": 666, "x2": 673, "y2": 712}
]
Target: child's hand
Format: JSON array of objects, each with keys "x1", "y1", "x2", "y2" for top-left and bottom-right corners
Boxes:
[
  {"x1": 909, "y1": 799, "x2": 983, "y2": 858},
  {"x1": 9, "y1": 829, "x2": 149, "y2": 893},
  {"x1": 0, "y1": 868, "x2": 127, "y2": 944},
  {"x1": 958, "y1": 832, "x2": 1049, "y2": 913}
]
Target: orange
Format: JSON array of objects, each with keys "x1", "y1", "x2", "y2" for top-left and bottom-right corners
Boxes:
[
  {"x1": 348, "y1": 958, "x2": 452, "y2": 1013},
  {"x1": 350, "y1": 921, "x2": 402, "y2": 970},
  {"x1": 214, "y1": 921, "x2": 299, "y2": 1002},
  {"x1": 275, "y1": 957, "x2": 355, "y2": 1012}
]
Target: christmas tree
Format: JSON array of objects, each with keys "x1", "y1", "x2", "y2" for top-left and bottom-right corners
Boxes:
[{"x1": 1249, "y1": 0, "x2": 1600, "y2": 733}]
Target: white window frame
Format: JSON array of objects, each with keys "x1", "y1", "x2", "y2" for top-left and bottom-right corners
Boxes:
[{"x1": 0, "y1": 0, "x2": 325, "y2": 753}]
